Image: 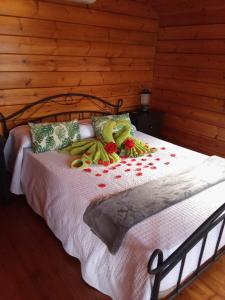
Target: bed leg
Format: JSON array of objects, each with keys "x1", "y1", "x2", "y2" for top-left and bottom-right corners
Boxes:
[
  {"x1": 148, "y1": 249, "x2": 164, "y2": 300},
  {"x1": 0, "y1": 135, "x2": 9, "y2": 204}
]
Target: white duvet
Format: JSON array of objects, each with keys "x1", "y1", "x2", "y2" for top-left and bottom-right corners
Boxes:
[{"x1": 7, "y1": 132, "x2": 225, "y2": 300}]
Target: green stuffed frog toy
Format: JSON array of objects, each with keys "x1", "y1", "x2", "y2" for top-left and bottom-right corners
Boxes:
[{"x1": 62, "y1": 119, "x2": 156, "y2": 168}]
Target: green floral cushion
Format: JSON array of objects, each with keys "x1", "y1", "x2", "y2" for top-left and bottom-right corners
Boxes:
[
  {"x1": 92, "y1": 113, "x2": 135, "y2": 140},
  {"x1": 29, "y1": 120, "x2": 81, "y2": 153}
]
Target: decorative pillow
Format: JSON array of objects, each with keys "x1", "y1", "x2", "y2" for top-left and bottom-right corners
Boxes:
[
  {"x1": 92, "y1": 113, "x2": 135, "y2": 140},
  {"x1": 29, "y1": 120, "x2": 81, "y2": 153}
]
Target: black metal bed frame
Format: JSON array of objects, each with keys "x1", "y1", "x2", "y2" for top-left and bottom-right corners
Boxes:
[
  {"x1": 0, "y1": 93, "x2": 123, "y2": 138},
  {"x1": 0, "y1": 93, "x2": 224, "y2": 300},
  {"x1": 148, "y1": 204, "x2": 225, "y2": 300}
]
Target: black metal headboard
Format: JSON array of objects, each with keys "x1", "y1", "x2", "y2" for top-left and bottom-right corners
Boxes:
[{"x1": 0, "y1": 93, "x2": 123, "y2": 139}]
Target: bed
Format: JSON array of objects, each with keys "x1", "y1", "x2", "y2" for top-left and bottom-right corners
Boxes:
[{"x1": 0, "y1": 93, "x2": 224, "y2": 300}]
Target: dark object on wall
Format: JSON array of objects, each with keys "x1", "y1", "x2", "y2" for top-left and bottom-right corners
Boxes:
[
  {"x1": 140, "y1": 89, "x2": 151, "y2": 112},
  {"x1": 130, "y1": 110, "x2": 164, "y2": 138}
]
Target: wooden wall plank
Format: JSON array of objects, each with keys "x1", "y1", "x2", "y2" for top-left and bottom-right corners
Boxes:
[
  {"x1": 0, "y1": 15, "x2": 156, "y2": 45},
  {"x1": 157, "y1": 40, "x2": 225, "y2": 54},
  {"x1": 151, "y1": 0, "x2": 225, "y2": 15},
  {"x1": 156, "y1": 53, "x2": 225, "y2": 70},
  {"x1": 159, "y1": 24, "x2": 225, "y2": 41},
  {"x1": 152, "y1": 0, "x2": 225, "y2": 157},
  {"x1": 155, "y1": 65, "x2": 225, "y2": 86},
  {"x1": 0, "y1": 55, "x2": 153, "y2": 72},
  {"x1": 0, "y1": 71, "x2": 153, "y2": 89},
  {"x1": 153, "y1": 89, "x2": 225, "y2": 113},
  {"x1": 0, "y1": 36, "x2": 155, "y2": 58},
  {"x1": 46, "y1": 0, "x2": 158, "y2": 18},
  {"x1": 0, "y1": 0, "x2": 158, "y2": 32},
  {"x1": 154, "y1": 78, "x2": 225, "y2": 99},
  {"x1": 152, "y1": 99, "x2": 225, "y2": 129},
  {"x1": 163, "y1": 113, "x2": 218, "y2": 139},
  {"x1": 0, "y1": 0, "x2": 157, "y2": 118},
  {"x1": 0, "y1": 71, "x2": 152, "y2": 89},
  {"x1": 159, "y1": 10, "x2": 225, "y2": 27}
]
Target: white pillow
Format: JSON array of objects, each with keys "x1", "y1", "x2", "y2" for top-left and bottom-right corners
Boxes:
[{"x1": 79, "y1": 124, "x2": 95, "y2": 139}]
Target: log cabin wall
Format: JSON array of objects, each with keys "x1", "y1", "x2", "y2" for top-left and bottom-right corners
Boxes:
[
  {"x1": 151, "y1": 0, "x2": 225, "y2": 156},
  {"x1": 0, "y1": 0, "x2": 158, "y2": 119}
]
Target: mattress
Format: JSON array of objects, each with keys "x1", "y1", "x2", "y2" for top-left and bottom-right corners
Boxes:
[{"x1": 11, "y1": 132, "x2": 225, "y2": 300}]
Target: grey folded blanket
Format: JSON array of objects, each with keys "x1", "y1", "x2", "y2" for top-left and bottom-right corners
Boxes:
[{"x1": 83, "y1": 156, "x2": 225, "y2": 254}]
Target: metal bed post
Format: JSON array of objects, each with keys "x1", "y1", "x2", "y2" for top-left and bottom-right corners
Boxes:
[{"x1": 148, "y1": 203, "x2": 225, "y2": 300}]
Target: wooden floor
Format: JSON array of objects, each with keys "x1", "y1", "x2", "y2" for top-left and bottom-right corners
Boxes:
[{"x1": 0, "y1": 196, "x2": 224, "y2": 300}]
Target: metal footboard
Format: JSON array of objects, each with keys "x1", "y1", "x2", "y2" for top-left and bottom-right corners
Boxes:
[{"x1": 148, "y1": 203, "x2": 225, "y2": 300}]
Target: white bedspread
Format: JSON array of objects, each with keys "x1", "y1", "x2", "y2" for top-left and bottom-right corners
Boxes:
[{"x1": 9, "y1": 132, "x2": 225, "y2": 300}]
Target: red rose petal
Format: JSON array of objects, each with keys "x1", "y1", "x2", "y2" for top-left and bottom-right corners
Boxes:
[
  {"x1": 120, "y1": 155, "x2": 128, "y2": 159},
  {"x1": 95, "y1": 173, "x2": 102, "y2": 176},
  {"x1": 115, "y1": 175, "x2": 122, "y2": 179},
  {"x1": 98, "y1": 183, "x2": 106, "y2": 188},
  {"x1": 83, "y1": 168, "x2": 91, "y2": 173},
  {"x1": 109, "y1": 166, "x2": 117, "y2": 170},
  {"x1": 98, "y1": 160, "x2": 102, "y2": 165},
  {"x1": 170, "y1": 154, "x2": 176, "y2": 157},
  {"x1": 136, "y1": 163, "x2": 142, "y2": 166},
  {"x1": 125, "y1": 169, "x2": 131, "y2": 172},
  {"x1": 135, "y1": 168, "x2": 142, "y2": 171},
  {"x1": 136, "y1": 172, "x2": 143, "y2": 176},
  {"x1": 164, "y1": 162, "x2": 170, "y2": 165},
  {"x1": 103, "y1": 169, "x2": 109, "y2": 173},
  {"x1": 103, "y1": 161, "x2": 109, "y2": 166}
]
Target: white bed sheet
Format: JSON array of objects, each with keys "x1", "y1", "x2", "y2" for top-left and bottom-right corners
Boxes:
[{"x1": 12, "y1": 132, "x2": 225, "y2": 300}]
